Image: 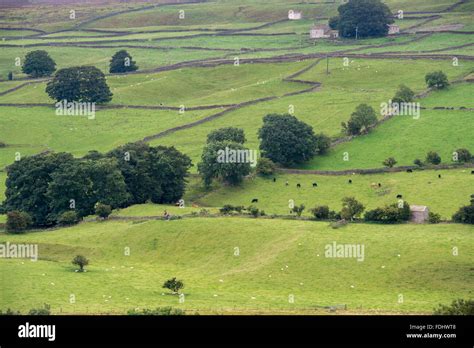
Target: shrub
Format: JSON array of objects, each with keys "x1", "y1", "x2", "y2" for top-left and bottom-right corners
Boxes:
[
  {"x1": 340, "y1": 197, "x2": 365, "y2": 221},
  {"x1": 382, "y1": 157, "x2": 397, "y2": 168},
  {"x1": 392, "y1": 84, "x2": 415, "y2": 104},
  {"x1": 127, "y1": 307, "x2": 185, "y2": 315},
  {"x1": 426, "y1": 151, "x2": 441, "y2": 165},
  {"x1": 72, "y1": 255, "x2": 89, "y2": 272},
  {"x1": 433, "y1": 299, "x2": 474, "y2": 315},
  {"x1": 413, "y1": 158, "x2": 423, "y2": 167},
  {"x1": 0, "y1": 308, "x2": 21, "y2": 315},
  {"x1": 425, "y1": 71, "x2": 449, "y2": 90},
  {"x1": 247, "y1": 205, "x2": 261, "y2": 218},
  {"x1": 95, "y1": 203, "x2": 112, "y2": 219},
  {"x1": 328, "y1": 210, "x2": 341, "y2": 220},
  {"x1": 219, "y1": 205, "x2": 244, "y2": 214},
  {"x1": 6, "y1": 211, "x2": 32, "y2": 233},
  {"x1": 163, "y1": 277, "x2": 184, "y2": 294},
  {"x1": 452, "y1": 196, "x2": 474, "y2": 224},
  {"x1": 428, "y1": 212, "x2": 441, "y2": 224},
  {"x1": 364, "y1": 202, "x2": 411, "y2": 224},
  {"x1": 453, "y1": 148, "x2": 472, "y2": 163},
  {"x1": 310, "y1": 205, "x2": 330, "y2": 219},
  {"x1": 28, "y1": 304, "x2": 51, "y2": 315},
  {"x1": 292, "y1": 204, "x2": 305, "y2": 217},
  {"x1": 256, "y1": 157, "x2": 276, "y2": 176},
  {"x1": 57, "y1": 210, "x2": 79, "y2": 226}
]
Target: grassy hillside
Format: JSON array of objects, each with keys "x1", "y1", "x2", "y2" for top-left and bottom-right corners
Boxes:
[{"x1": 1, "y1": 218, "x2": 472, "y2": 314}]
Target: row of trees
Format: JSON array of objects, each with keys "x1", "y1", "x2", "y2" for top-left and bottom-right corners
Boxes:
[
  {"x1": 21, "y1": 49, "x2": 138, "y2": 78},
  {"x1": 384, "y1": 148, "x2": 472, "y2": 168},
  {"x1": 2, "y1": 143, "x2": 192, "y2": 230}
]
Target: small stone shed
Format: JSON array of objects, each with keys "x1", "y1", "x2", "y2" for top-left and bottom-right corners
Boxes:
[{"x1": 410, "y1": 205, "x2": 429, "y2": 223}]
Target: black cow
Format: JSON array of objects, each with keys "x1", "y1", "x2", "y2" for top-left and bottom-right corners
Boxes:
[
  {"x1": 378, "y1": 183, "x2": 382, "y2": 187},
  {"x1": 471, "y1": 170, "x2": 474, "y2": 174},
  {"x1": 297, "y1": 183, "x2": 301, "y2": 188},
  {"x1": 407, "y1": 169, "x2": 413, "y2": 173},
  {"x1": 396, "y1": 194, "x2": 403, "y2": 199},
  {"x1": 313, "y1": 182, "x2": 318, "y2": 187},
  {"x1": 348, "y1": 179, "x2": 352, "y2": 184},
  {"x1": 251, "y1": 198, "x2": 258, "y2": 203},
  {"x1": 273, "y1": 178, "x2": 276, "y2": 182},
  {"x1": 438, "y1": 174, "x2": 442, "y2": 178}
]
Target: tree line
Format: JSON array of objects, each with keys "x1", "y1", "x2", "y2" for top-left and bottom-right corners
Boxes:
[{"x1": 1, "y1": 143, "x2": 191, "y2": 231}]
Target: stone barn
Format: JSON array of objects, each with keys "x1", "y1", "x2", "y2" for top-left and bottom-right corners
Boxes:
[
  {"x1": 288, "y1": 10, "x2": 302, "y2": 20},
  {"x1": 388, "y1": 24, "x2": 400, "y2": 35},
  {"x1": 410, "y1": 205, "x2": 429, "y2": 223},
  {"x1": 310, "y1": 24, "x2": 339, "y2": 39}
]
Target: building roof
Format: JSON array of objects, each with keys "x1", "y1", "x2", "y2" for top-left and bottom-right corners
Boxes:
[
  {"x1": 311, "y1": 24, "x2": 330, "y2": 30},
  {"x1": 410, "y1": 205, "x2": 428, "y2": 212}
]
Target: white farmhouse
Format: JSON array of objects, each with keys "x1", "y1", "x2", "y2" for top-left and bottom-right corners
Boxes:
[{"x1": 288, "y1": 10, "x2": 302, "y2": 20}]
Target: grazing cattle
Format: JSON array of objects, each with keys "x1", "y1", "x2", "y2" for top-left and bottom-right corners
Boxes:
[
  {"x1": 348, "y1": 179, "x2": 352, "y2": 184},
  {"x1": 378, "y1": 183, "x2": 382, "y2": 187},
  {"x1": 297, "y1": 183, "x2": 301, "y2": 188},
  {"x1": 407, "y1": 169, "x2": 413, "y2": 173},
  {"x1": 471, "y1": 171, "x2": 474, "y2": 174},
  {"x1": 438, "y1": 174, "x2": 442, "y2": 178},
  {"x1": 273, "y1": 178, "x2": 276, "y2": 182},
  {"x1": 251, "y1": 198, "x2": 258, "y2": 203},
  {"x1": 396, "y1": 194, "x2": 403, "y2": 199},
  {"x1": 312, "y1": 182, "x2": 318, "y2": 187}
]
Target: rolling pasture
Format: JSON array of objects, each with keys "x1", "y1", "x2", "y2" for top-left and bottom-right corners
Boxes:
[
  {"x1": 0, "y1": 0, "x2": 473, "y2": 315},
  {"x1": 1, "y1": 218, "x2": 473, "y2": 314}
]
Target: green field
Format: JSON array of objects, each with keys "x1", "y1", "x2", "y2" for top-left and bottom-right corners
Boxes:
[
  {"x1": 194, "y1": 169, "x2": 474, "y2": 220},
  {"x1": 0, "y1": 0, "x2": 473, "y2": 316},
  {"x1": 1, "y1": 218, "x2": 472, "y2": 314}
]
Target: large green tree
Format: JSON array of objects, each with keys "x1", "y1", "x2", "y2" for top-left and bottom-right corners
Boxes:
[
  {"x1": 332, "y1": 0, "x2": 394, "y2": 39},
  {"x1": 22, "y1": 50, "x2": 56, "y2": 78},
  {"x1": 107, "y1": 143, "x2": 191, "y2": 204},
  {"x1": 109, "y1": 50, "x2": 139, "y2": 73},
  {"x1": 46, "y1": 66, "x2": 113, "y2": 103},
  {"x1": 342, "y1": 104, "x2": 378, "y2": 135},
  {"x1": 258, "y1": 114, "x2": 326, "y2": 166},
  {"x1": 198, "y1": 141, "x2": 252, "y2": 187},
  {"x1": 4, "y1": 153, "x2": 75, "y2": 226}
]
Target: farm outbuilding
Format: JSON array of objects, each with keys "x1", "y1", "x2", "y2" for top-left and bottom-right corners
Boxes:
[
  {"x1": 310, "y1": 24, "x2": 339, "y2": 39},
  {"x1": 388, "y1": 24, "x2": 400, "y2": 35},
  {"x1": 410, "y1": 205, "x2": 429, "y2": 223}
]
